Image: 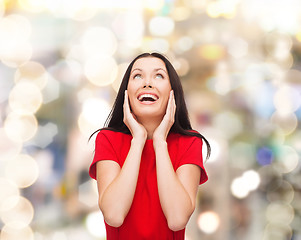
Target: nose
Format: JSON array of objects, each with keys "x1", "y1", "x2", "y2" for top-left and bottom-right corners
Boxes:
[{"x1": 143, "y1": 76, "x2": 153, "y2": 88}]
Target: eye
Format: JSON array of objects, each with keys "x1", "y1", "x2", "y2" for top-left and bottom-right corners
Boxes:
[
  {"x1": 133, "y1": 74, "x2": 142, "y2": 79},
  {"x1": 155, "y1": 73, "x2": 164, "y2": 79}
]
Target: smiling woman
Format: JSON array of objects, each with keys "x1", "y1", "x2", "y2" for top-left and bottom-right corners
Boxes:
[{"x1": 89, "y1": 52, "x2": 211, "y2": 240}]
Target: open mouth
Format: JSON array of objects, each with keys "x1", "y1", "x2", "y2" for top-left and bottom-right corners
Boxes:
[{"x1": 137, "y1": 93, "x2": 159, "y2": 103}]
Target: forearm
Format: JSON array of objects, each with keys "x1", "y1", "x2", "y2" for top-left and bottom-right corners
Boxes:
[
  {"x1": 99, "y1": 138, "x2": 145, "y2": 226},
  {"x1": 154, "y1": 141, "x2": 194, "y2": 231}
]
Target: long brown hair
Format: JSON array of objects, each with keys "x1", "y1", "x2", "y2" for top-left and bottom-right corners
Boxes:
[{"x1": 90, "y1": 52, "x2": 211, "y2": 159}]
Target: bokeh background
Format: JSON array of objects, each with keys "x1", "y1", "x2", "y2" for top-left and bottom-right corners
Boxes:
[{"x1": 0, "y1": 0, "x2": 301, "y2": 239}]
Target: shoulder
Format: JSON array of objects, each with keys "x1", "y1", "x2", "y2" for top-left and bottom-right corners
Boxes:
[
  {"x1": 96, "y1": 129, "x2": 132, "y2": 142},
  {"x1": 168, "y1": 130, "x2": 203, "y2": 148}
]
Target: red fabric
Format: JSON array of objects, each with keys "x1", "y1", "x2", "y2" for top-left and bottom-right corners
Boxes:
[{"x1": 89, "y1": 130, "x2": 208, "y2": 240}]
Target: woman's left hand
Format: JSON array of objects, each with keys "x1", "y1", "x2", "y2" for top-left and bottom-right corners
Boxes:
[{"x1": 153, "y1": 90, "x2": 176, "y2": 144}]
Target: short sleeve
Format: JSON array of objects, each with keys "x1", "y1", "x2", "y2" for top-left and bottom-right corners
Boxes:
[
  {"x1": 89, "y1": 130, "x2": 118, "y2": 180},
  {"x1": 178, "y1": 137, "x2": 208, "y2": 185}
]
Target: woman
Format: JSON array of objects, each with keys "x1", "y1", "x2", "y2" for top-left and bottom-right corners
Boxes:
[{"x1": 89, "y1": 52, "x2": 210, "y2": 239}]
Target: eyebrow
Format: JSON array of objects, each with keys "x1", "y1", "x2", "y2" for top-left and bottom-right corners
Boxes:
[{"x1": 131, "y1": 68, "x2": 167, "y2": 74}]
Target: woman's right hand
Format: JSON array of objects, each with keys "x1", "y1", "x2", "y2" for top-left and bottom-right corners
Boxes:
[{"x1": 123, "y1": 90, "x2": 147, "y2": 141}]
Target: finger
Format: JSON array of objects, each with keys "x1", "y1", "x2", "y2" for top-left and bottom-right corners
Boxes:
[
  {"x1": 169, "y1": 90, "x2": 175, "y2": 116},
  {"x1": 124, "y1": 90, "x2": 130, "y2": 113}
]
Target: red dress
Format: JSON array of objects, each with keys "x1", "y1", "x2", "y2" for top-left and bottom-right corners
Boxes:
[{"x1": 89, "y1": 130, "x2": 208, "y2": 240}]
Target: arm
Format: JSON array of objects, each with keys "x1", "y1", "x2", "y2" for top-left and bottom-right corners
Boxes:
[
  {"x1": 153, "y1": 142, "x2": 201, "y2": 231},
  {"x1": 153, "y1": 90, "x2": 201, "y2": 231},
  {"x1": 96, "y1": 137, "x2": 145, "y2": 227},
  {"x1": 96, "y1": 90, "x2": 147, "y2": 227}
]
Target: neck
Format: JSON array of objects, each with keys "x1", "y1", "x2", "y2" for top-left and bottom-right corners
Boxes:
[{"x1": 137, "y1": 116, "x2": 162, "y2": 139}]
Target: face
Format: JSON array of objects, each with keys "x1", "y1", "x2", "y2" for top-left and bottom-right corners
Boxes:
[{"x1": 127, "y1": 57, "x2": 172, "y2": 121}]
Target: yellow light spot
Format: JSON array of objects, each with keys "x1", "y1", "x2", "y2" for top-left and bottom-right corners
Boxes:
[
  {"x1": 0, "y1": 196, "x2": 34, "y2": 227},
  {"x1": 296, "y1": 31, "x2": 301, "y2": 42},
  {"x1": 0, "y1": 15, "x2": 33, "y2": 67},
  {"x1": 81, "y1": 27, "x2": 117, "y2": 57},
  {"x1": 206, "y1": 2, "x2": 221, "y2": 18},
  {"x1": 149, "y1": 16, "x2": 175, "y2": 37},
  {"x1": 143, "y1": 0, "x2": 164, "y2": 11},
  {"x1": 9, "y1": 82, "x2": 43, "y2": 114},
  {"x1": 84, "y1": 56, "x2": 118, "y2": 86},
  {"x1": 199, "y1": 44, "x2": 225, "y2": 61},
  {"x1": 78, "y1": 98, "x2": 111, "y2": 136},
  {"x1": 4, "y1": 111, "x2": 38, "y2": 143},
  {"x1": 18, "y1": 0, "x2": 45, "y2": 13},
  {"x1": 0, "y1": 178, "x2": 20, "y2": 212},
  {"x1": 0, "y1": 128, "x2": 22, "y2": 162},
  {"x1": 198, "y1": 211, "x2": 220, "y2": 234},
  {"x1": 5, "y1": 154, "x2": 39, "y2": 188},
  {"x1": 14, "y1": 61, "x2": 48, "y2": 90},
  {"x1": 0, "y1": 222, "x2": 34, "y2": 240}
]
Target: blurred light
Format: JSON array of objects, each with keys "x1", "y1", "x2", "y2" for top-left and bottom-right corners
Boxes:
[
  {"x1": 143, "y1": 0, "x2": 164, "y2": 11},
  {"x1": 0, "y1": 196, "x2": 34, "y2": 227},
  {"x1": 78, "y1": 98, "x2": 111, "y2": 136},
  {"x1": 296, "y1": 31, "x2": 301, "y2": 42},
  {"x1": 81, "y1": 27, "x2": 117, "y2": 58},
  {"x1": 231, "y1": 177, "x2": 250, "y2": 199},
  {"x1": 203, "y1": 138, "x2": 221, "y2": 163},
  {"x1": 92, "y1": 0, "x2": 141, "y2": 9},
  {"x1": 149, "y1": 16, "x2": 174, "y2": 37},
  {"x1": 5, "y1": 154, "x2": 39, "y2": 188},
  {"x1": 228, "y1": 38, "x2": 248, "y2": 58},
  {"x1": 1, "y1": 41, "x2": 33, "y2": 68},
  {"x1": 206, "y1": 2, "x2": 220, "y2": 18},
  {"x1": 211, "y1": 61, "x2": 232, "y2": 95},
  {"x1": 0, "y1": 223, "x2": 34, "y2": 240},
  {"x1": 267, "y1": 180, "x2": 295, "y2": 204},
  {"x1": 0, "y1": 0, "x2": 5, "y2": 17},
  {"x1": 85, "y1": 211, "x2": 106, "y2": 238},
  {"x1": 48, "y1": 59, "x2": 82, "y2": 87},
  {"x1": 275, "y1": 146, "x2": 299, "y2": 174},
  {"x1": 263, "y1": 223, "x2": 293, "y2": 240},
  {"x1": 266, "y1": 202, "x2": 294, "y2": 225},
  {"x1": 15, "y1": 61, "x2": 48, "y2": 89},
  {"x1": 45, "y1": 0, "x2": 95, "y2": 20},
  {"x1": 197, "y1": 211, "x2": 220, "y2": 234},
  {"x1": 0, "y1": 15, "x2": 33, "y2": 67},
  {"x1": 111, "y1": 12, "x2": 145, "y2": 46},
  {"x1": 35, "y1": 150, "x2": 54, "y2": 184},
  {"x1": 41, "y1": 75, "x2": 60, "y2": 103},
  {"x1": 9, "y1": 82, "x2": 43, "y2": 114},
  {"x1": 4, "y1": 111, "x2": 38, "y2": 142},
  {"x1": 271, "y1": 111, "x2": 298, "y2": 136},
  {"x1": 51, "y1": 231, "x2": 68, "y2": 240},
  {"x1": 31, "y1": 122, "x2": 58, "y2": 148},
  {"x1": 243, "y1": 170, "x2": 260, "y2": 191},
  {"x1": 0, "y1": 178, "x2": 20, "y2": 212},
  {"x1": 199, "y1": 44, "x2": 225, "y2": 61},
  {"x1": 112, "y1": 63, "x2": 128, "y2": 92},
  {"x1": 172, "y1": 58, "x2": 190, "y2": 77},
  {"x1": 256, "y1": 147, "x2": 274, "y2": 166},
  {"x1": 0, "y1": 128, "x2": 22, "y2": 162},
  {"x1": 231, "y1": 170, "x2": 261, "y2": 199},
  {"x1": 174, "y1": 36, "x2": 194, "y2": 53},
  {"x1": 213, "y1": 111, "x2": 243, "y2": 139},
  {"x1": 206, "y1": 0, "x2": 237, "y2": 19},
  {"x1": 171, "y1": 7, "x2": 191, "y2": 21},
  {"x1": 18, "y1": 0, "x2": 45, "y2": 13},
  {"x1": 273, "y1": 85, "x2": 301, "y2": 115},
  {"x1": 141, "y1": 38, "x2": 170, "y2": 54},
  {"x1": 84, "y1": 56, "x2": 118, "y2": 86}
]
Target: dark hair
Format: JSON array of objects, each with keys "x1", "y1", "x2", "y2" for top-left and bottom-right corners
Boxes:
[{"x1": 90, "y1": 52, "x2": 211, "y2": 159}]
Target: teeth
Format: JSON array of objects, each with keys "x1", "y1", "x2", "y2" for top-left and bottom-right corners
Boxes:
[{"x1": 138, "y1": 94, "x2": 158, "y2": 101}]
